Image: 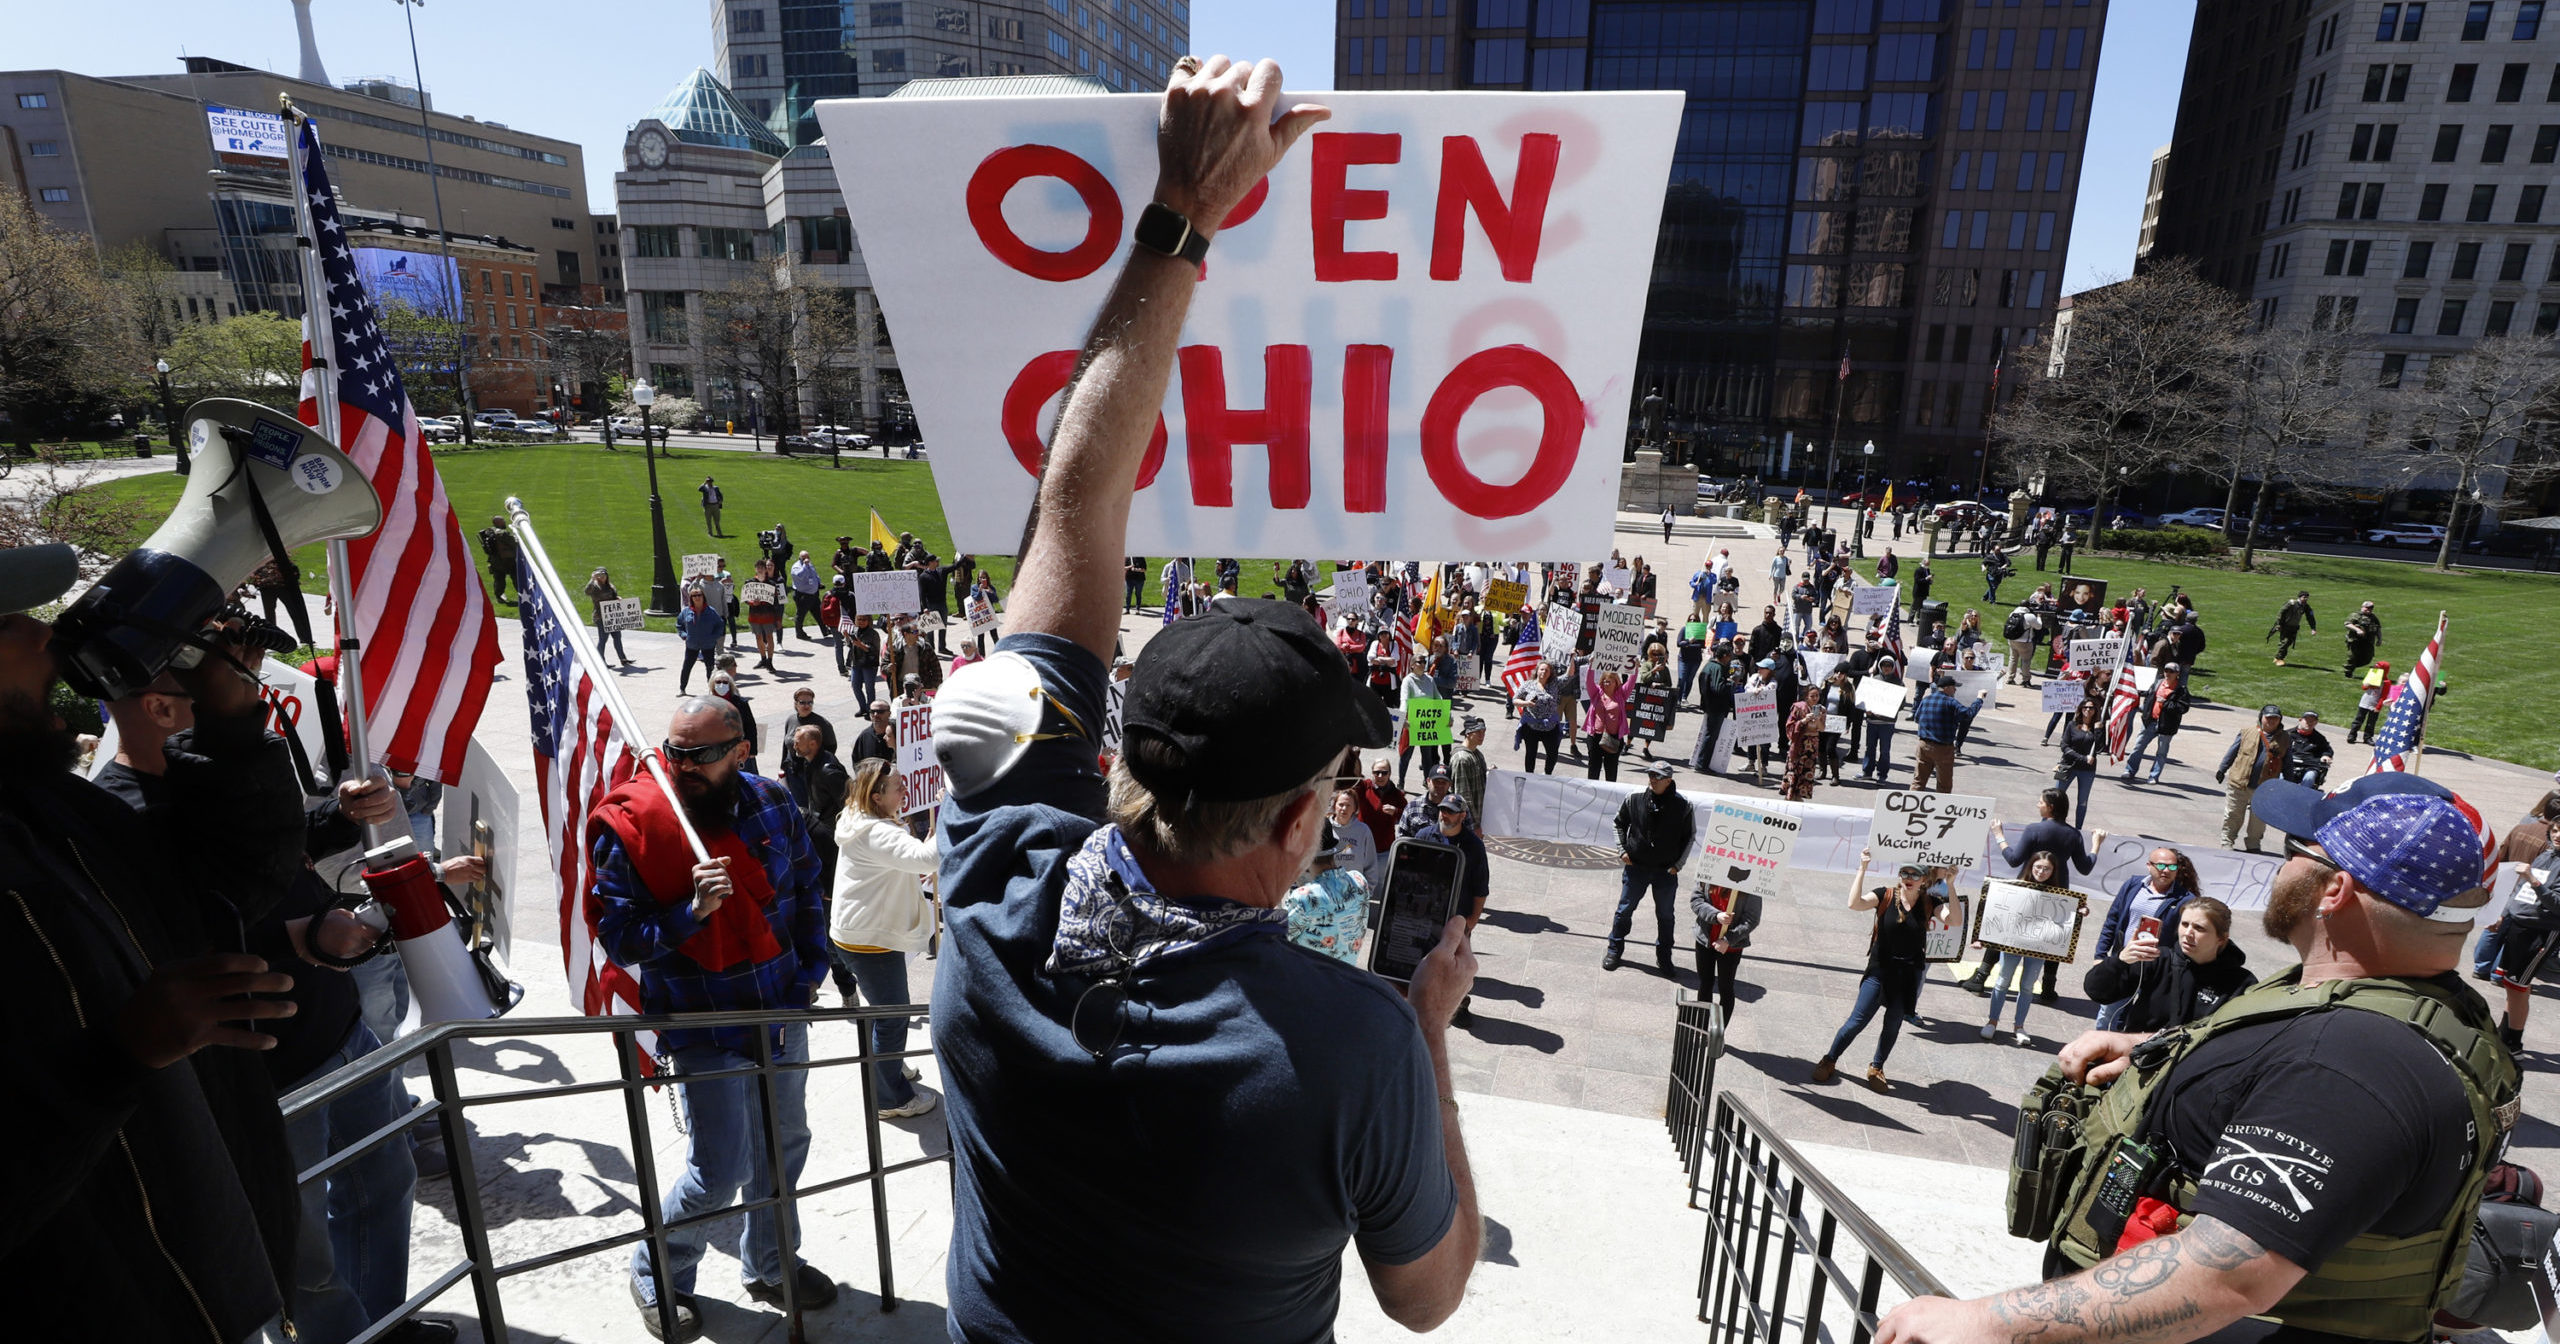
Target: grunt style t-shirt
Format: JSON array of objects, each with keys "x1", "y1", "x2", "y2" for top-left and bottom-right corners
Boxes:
[
  {"x1": 933, "y1": 633, "x2": 1458, "y2": 1344},
  {"x1": 2148, "y1": 983, "x2": 2479, "y2": 1309}
]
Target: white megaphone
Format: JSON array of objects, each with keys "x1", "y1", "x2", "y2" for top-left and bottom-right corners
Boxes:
[{"x1": 52, "y1": 398, "x2": 381, "y2": 701}]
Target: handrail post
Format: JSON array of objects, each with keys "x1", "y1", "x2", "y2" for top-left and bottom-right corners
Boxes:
[
  {"x1": 855, "y1": 1004, "x2": 897, "y2": 1309},
  {"x1": 618, "y1": 1029, "x2": 683, "y2": 1343},
  {"x1": 752, "y1": 1023, "x2": 806, "y2": 1344},
  {"x1": 426, "y1": 1038, "x2": 509, "y2": 1343}
]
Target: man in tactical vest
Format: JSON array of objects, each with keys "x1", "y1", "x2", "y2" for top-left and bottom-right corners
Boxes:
[{"x1": 1882, "y1": 772, "x2": 2518, "y2": 1344}]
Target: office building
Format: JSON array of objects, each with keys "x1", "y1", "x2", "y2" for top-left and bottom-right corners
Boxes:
[
  {"x1": 2137, "y1": 145, "x2": 2169, "y2": 262},
  {"x1": 617, "y1": 0, "x2": 1183, "y2": 430},
  {"x1": 2145, "y1": 0, "x2": 2560, "y2": 515},
  {"x1": 1336, "y1": 0, "x2": 2110, "y2": 490}
]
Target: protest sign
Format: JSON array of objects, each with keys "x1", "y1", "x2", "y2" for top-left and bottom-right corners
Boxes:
[
  {"x1": 740, "y1": 581, "x2": 780, "y2": 607},
  {"x1": 2067, "y1": 635, "x2": 2124, "y2": 676},
  {"x1": 853, "y1": 569, "x2": 923, "y2": 616},
  {"x1": 1330, "y1": 565, "x2": 1372, "y2": 618},
  {"x1": 1849, "y1": 580, "x2": 1897, "y2": 620},
  {"x1": 966, "y1": 594, "x2": 1000, "y2": 638},
  {"x1": 2131, "y1": 665, "x2": 2160, "y2": 692},
  {"x1": 1592, "y1": 603, "x2": 1646, "y2": 676},
  {"x1": 1603, "y1": 565, "x2": 1634, "y2": 594},
  {"x1": 1698, "y1": 799, "x2": 1799, "y2": 898},
  {"x1": 1542, "y1": 603, "x2": 1582, "y2": 667},
  {"x1": 1869, "y1": 790, "x2": 1997, "y2": 871},
  {"x1": 2041, "y1": 678, "x2": 2089, "y2": 714},
  {"x1": 1575, "y1": 592, "x2": 1602, "y2": 650},
  {"x1": 1631, "y1": 685, "x2": 1674, "y2": 741},
  {"x1": 815, "y1": 91, "x2": 1685, "y2": 559},
  {"x1": 682, "y1": 553, "x2": 719, "y2": 580},
  {"x1": 1483, "y1": 577, "x2": 1528, "y2": 615},
  {"x1": 1731, "y1": 685, "x2": 1780, "y2": 749},
  {"x1": 1974, "y1": 880, "x2": 2086, "y2": 962},
  {"x1": 1454, "y1": 659, "x2": 1479, "y2": 695},
  {"x1": 1102, "y1": 677, "x2": 1129, "y2": 759},
  {"x1": 1406, "y1": 697, "x2": 1453, "y2": 746},
  {"x1": 596, "y1": 598, "x2": 644, "y2": 633},
  {"x1": 1926, "y1": 893, "x2": 1973, "y2": 963},
  {"x1": 1948, "y1": 667, "x2": 2001, "y2": 708},
  {"x1": 897, "y1": 701, "x2": 943, "y2": 814},
  {"x1": 1854, "y1": 676, "x2": 1908, "y2": 720},
  {"x1": 1800, "y1": 651, "x2": 1845, "y2": 688}
]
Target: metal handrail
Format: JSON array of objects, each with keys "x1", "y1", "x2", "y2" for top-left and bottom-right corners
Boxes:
[
  {"x1": 1696, "y1": 1094, "x2": 1950, "y2": 1344},
  {"x1": 281, "y1": 1002, "x2": 950, "y2": 1344},
  {"x1": 1665, "y1": 988, "x2": 1724, "y2": 1205}
]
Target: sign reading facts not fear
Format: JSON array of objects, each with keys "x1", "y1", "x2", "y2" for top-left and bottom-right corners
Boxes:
[{"x1": 815, "y1": 91, "x2": 1683, "y2": 559}]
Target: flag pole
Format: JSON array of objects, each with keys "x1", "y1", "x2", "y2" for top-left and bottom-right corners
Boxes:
[
  {"x1": 506, "y1": 496, "x2": 712, "y2": 865},
  {"x1": 2409, "y1": 609, "x2": 2446, "y2": 777},
  {"x1": 284, "y1": 96, "x2": 394, "y2": 849}
]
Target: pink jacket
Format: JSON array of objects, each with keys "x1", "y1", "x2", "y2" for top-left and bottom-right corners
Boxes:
[{"x1": 1582, "y1": 665, "x2": 1635, "y2": 736}]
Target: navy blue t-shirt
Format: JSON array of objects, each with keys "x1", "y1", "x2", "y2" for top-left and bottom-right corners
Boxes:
[{"x1": 934, "y1": 633, "x2": 1457, "y2": 1343}]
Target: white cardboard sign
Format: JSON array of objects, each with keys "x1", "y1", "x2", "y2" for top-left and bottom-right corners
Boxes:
[
  {"x1": 682, "y1": 553, "x2": 720, "y2": 580},
  {"x1": 1730, "y1": 686, "x2": 1780, "y2": 749},
  {"x1": 1592, "y1": 603, "x2": 1646, "y2": 676},
  {"x1": 897, "y1": 701, "x2": 942, "y2": 814},
  {"x1": 1854, "y1": 676, "x2": 1909, "y2": 720},
  {"x1": 596, "y1": 598, "x2": 645, "y2": 633},
  {"x1": 1849, "y1": 580, "x2": 1897, "y2": 619},
  {"x1": 2041, "y1": 678, "x2": 2089, "y2": 714},
  {"x1": 853, "y1": 569, "x2": 923, "y2": 616},
  {"x1": 1869, "y1": 790, "x2": 1998, "y2": 872},
  {"x1": 1330, "y1": 566, "x2": 1372, "y2": 619},
  {"x1": 815, "y1": 91, "x2": 1685, "y2": 559},
  {"x1": 965, "y1": 594, "x2": 1000, "y2": 638},
  {"x1": 1542, "y1": 603, "x2": 1582, "y2": 667},
  {"x1": 1698, "y1": 798, "x2": 1799, "y2": 897},
  {"x1": 1974, "y1": 879, "x2": 2085, "y2": 962}
]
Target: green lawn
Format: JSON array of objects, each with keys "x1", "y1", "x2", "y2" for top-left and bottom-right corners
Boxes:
[
  {"x1": 97, "y1": 443, "x2": 1016, "y2": 636},
  {"x1": 1867, "y1": 547, "x2": 2560, "y2": 770}
]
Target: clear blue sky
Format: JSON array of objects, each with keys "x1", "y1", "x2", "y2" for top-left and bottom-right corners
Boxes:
[{"x1": 19, "y1": 0, "x2": 2174, "y2": 294}]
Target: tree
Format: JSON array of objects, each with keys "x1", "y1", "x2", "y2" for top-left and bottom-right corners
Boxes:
[
  {"x1": 101, "y1": 242, "x2": 186, "y2": 424},
  {"x1": 798, "y1": 287, "x2": 872, "y2": 465},
  {"x1": 2392, "y1": 333, "x2": 2560, "y2": 571},
  {"x1": 1996, "y1": 261, "x2": 2249, "y2": 547},
  {"x1": 163, "y1": 312, "x2": 306, "y2": 413},
  {"x1": 700, "y1": 259, "x2": 807, "y2": 437},
  {"x1": 376, "y1": 293, "x2": 474, "y2": 425},
  {"x1": 539, "y1": 304, "x2": 631, "y2": 422},
  {"x1": 0, "y1": 188, "x2": 146, "y2": 449},
  {"x1": 2215, "y1": 321, "x2": 2377, "y2": 570}
]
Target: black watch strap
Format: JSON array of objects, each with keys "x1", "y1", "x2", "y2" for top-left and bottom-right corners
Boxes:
[{"x1": 1134, "y1": 202, "x2": 1211, "y2": 263}]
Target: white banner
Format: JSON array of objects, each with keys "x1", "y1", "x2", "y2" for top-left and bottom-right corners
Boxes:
[
  {"x1": 1731, "y1": 686, "x2": 1780, "y2": 749},
  {"x1": 206, "y1": 104, "x2": 288, "y2": 162},
  {"x1": 1869, "y1": 790, "x2": 1998, "y2": 871},
  {"x1": 1592, "y1": 603, "x2": 1646, "y2": 676},
  {"x1": 2067, "y1": 635, "x2": 2124, "y2": 676},
  {"x1": 853, "y1": 569, "x2": 923, "y2": 616},
  {"x1": 815, "y1": 91, "x2": 1684, "y2": 559},
  {"x1": 1697, "y1": 798, "x2": 1799, "y2": 898},
  {"x1": 896, "y1": 700, "x2": 942, "y2": 814}
]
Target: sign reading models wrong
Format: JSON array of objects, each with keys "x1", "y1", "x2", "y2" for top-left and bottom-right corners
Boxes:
[{"x1": 813, "y1": 90, "x2": 1683, "y2": 560}]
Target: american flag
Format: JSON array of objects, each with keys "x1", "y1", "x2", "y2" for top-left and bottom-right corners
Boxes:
[
  {"x1": 2366, "y1": 612, "x2": 2448, "y2": 775},
  {"x1": 2103, "y1": 662, "x2": 2143, "y2": 759},
  {"x1": 1394, "y1": 606, "x2": 1417, "y2": 678},
  {"x1": 1502, "y1": 611, "x2": 1545, "y2": 693},
  {"x1": 516, "y1": 553, "x2": 652, "y2": 1062},
  {"x1": 292, "y1": 117, "x2": 500, "y2": 782}
]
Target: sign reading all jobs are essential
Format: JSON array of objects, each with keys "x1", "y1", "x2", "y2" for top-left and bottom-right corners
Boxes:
[{"x1": 813, "y1": 91, "x2": 1684, "y2": 560}]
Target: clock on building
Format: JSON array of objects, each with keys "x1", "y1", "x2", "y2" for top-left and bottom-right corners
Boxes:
[{"x1": 636, "y1": 128, "x2": 669, "y2": 168}]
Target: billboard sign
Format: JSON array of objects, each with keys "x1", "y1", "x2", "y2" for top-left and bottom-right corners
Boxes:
[{"x1": 207, "y1": 104, "x2": 289, "y2": 164}]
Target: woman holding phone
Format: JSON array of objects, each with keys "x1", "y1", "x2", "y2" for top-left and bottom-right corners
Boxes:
[
  {"x1": 1813, "y1": 850, "x2": 1959, "y2": 1092},
  {"x1": 2083, "y1": 895, "x2": 2254, "y2": 1032}
]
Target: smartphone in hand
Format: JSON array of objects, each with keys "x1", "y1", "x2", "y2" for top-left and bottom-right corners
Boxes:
[{"x1": 1368, "y1": 839, "x2": 1465, "y2": 987}]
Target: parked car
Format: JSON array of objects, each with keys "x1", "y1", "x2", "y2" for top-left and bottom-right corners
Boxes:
[
  {"x1": 2280, "y1": 517, "x2": 2356, "y2": 542},
  {"x1": 2157, "y1": 508, "x2": 2228, "y2": 530},
  {"x1": 508, "y1": 420, "x2": 566, "y2": 440},
  {"x1": 473, "y1": 409, "x2": 519, "y2": 425},
  {"x1": 1931, "y1": 501, "x2": 1995, "y2": 527},
  {"x1": 2464, "y1": 529, "x2": 2555, "y2": 557},
  {"x1": 2364, "y1": 523, "x2": 2448, "y2": 547},
  {"x1": 418, "y1": 416, "x2": 461, "y2": 443}
]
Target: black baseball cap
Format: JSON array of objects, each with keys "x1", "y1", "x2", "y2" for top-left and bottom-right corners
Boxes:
[{"x1": 1122, "y1": 598, "x2": 1392, "y2": 802}]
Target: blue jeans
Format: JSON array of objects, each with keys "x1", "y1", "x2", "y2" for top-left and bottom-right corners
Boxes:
[
  {"x1": 826, "y1": 947, "x2": 919, "y2": 1108},
  {"x1": 633, "y1": 1021, "x2": 813, "y2": 1297},
  {"x1": 2476, "y1": 921, "x2": 2507, "y2": 978},
  {"x1": 1862, "y1": 722, "x2": 1898, "y2": 780},
  {"x1": 849, "y1": 663, "x2": 877, "y2": 714},
  {"x1": 1609, "y1": 866, "x2": 1679, "y2": 957},
  {"x1": 596, "y1": 622, "x2": 628, "y2": 663},
  {"x1": 1824, "y1": 975, "x2": 1909, "y2": 1068},
  {"x1": 2060, "y1": 766, "x2": 2096, "y2": 829},
  {"x1": 281, "y1": 1022, "x2": 417, "y2": 1344},
  {"x1": 1986, "y1": 952, "x2": 2038, "y2": 1032},
  {"x1": 2121, "y1": 724, "x2": 2175, "y2": 781},
  {"x1": 1676, "y1": 652, "x2": 1702, "y2": 703}
]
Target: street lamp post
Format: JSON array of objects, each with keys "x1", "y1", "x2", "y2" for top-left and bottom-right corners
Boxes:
[
  {"x1": 1854, "y1": 440, "x2": 1875, "y2": 557},
  {"x1": 155, "y1": 358, "x2": 187, "y2": 476},
  {"x1": 748, "y1": 389, "x2": 762, "y2": 453},
  {"x1": 634, "y1": 379, "x2": 681, "y2": 615}
]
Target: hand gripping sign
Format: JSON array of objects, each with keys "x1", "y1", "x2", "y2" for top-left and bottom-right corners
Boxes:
[{"x1": 814, "y1": 92, "x2": 1684, "y2": 559}]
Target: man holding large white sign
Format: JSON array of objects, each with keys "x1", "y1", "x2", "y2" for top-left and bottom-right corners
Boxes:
[
  {"x1": 884, "y1": 62, "x2": 1483, "y2": 1342},
  {"x1": 817, "y1": 74, "x2": 1681, "y2": 560}
]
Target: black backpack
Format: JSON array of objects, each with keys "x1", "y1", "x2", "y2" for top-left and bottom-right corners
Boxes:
[
  {"x1": 2443, "y1": 1162, "x2": 2551, "y2": 1330},
  {"x1": 2003, "y1": 610, "x2": 2027, "y2": 641}
]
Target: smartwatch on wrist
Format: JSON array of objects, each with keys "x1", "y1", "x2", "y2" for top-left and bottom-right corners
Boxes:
[{"x1": 1134, "y1": 202, "x2": 1211, "y2": 264}]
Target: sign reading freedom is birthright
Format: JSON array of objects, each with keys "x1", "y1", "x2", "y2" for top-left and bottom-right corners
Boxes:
[{"x1": 814, "y1": 92, "x2": 1684, "y2": 559}]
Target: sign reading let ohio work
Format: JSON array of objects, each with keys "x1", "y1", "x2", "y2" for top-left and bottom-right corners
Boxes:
[{"x1": 816, "y1": 92, "x2": 1683, "y2": 559}]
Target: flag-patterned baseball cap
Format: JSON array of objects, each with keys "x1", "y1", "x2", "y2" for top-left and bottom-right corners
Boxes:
[{"x1": 2312, "y1": 792, "x2": 2494, "y2": 921}]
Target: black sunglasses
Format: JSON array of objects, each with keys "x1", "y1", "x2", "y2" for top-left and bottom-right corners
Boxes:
[
  {"x1": 2282, "y1": 834, "x2": 2343, "y2": 874},
  {"x1": 662, "y1": 736, "x2": 743, "y2": 766},
  {"x1": 1069, "y1": 878, "x2": 1152, "y2": 1062}
]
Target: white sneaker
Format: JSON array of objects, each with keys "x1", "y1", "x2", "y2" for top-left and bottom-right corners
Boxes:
[
  {"x1": 1979, "y1": 1023, "x2": 1997, "y2": 1041},
  {"x1": 878, "y1": 1091, "x2": 939, "y2": 1120},
  {"x1": 2013, "y1": 1031, "x2": 2034, "y2": 1048},
  {"x1": 902, "y1": 1064, "x2": 922, "y2": 1082}
]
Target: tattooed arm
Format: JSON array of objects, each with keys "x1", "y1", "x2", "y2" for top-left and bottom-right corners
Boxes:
[{"x1": 1874, "y1": 1217, "x2": 2304, "y2": 1344}]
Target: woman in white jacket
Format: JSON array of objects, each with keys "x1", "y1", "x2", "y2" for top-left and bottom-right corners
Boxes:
[{"x1": 832, "y1": 758, "x2": 938, "y2": 1119}]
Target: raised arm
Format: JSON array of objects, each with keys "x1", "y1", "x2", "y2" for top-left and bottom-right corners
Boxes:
[{"x1": 1003, "y1": 58, "x2": 1329, "y2": 661}]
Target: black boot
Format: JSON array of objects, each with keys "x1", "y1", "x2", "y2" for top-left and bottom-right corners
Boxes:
[
  {"x1": 2501, "y1": 1016, "x2": 2526, "y2": 1054},
  {"x1": 1957, "y1": 965, "x2": 1990, "y2": 995}
]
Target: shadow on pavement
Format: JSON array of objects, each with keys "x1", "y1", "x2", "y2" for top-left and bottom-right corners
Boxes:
[
  {"x1": 1471, "y1": 976, "x2": 1547, "y2": 1009},
  {"x1": 1464, "y1": 1012, "x2": 1567, "y2": 1055}
]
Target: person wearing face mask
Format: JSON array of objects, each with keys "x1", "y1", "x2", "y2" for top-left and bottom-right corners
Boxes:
[
  {"x1": 708, "y1": 663, "x2": 758, "y2": 775},
  {"x1": 1882, "y1": 773, "x2": 2513, "y2": 1344}
]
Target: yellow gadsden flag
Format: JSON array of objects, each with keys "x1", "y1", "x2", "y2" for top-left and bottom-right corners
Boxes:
[
  {"x1": 1878, "y1": 483, "x2": 1895, "y2": 511},
  {"x1": 869, "y1": 508, "x2": 896, "y2": 550},
  {"x1": 1412, "y1": 569, "x2": 1449, "y2": 654}
]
